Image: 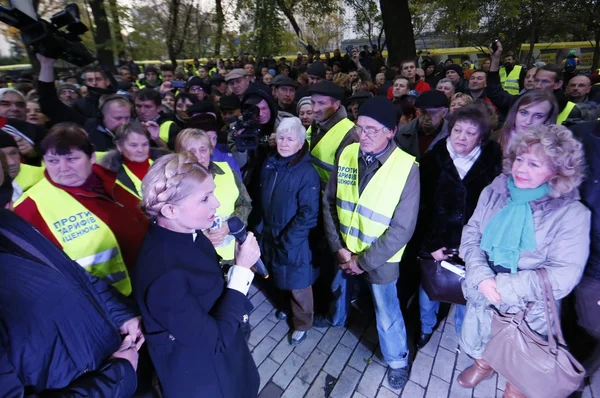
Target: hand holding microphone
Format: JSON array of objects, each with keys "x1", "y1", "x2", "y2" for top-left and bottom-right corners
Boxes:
[{"x1": 228, "y1": 217, "x2": 269, "y2": 278}]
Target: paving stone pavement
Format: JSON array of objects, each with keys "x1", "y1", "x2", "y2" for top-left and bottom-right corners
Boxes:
[{"x1": 247, "y1": 282, "x2": 599, "y2": 398}]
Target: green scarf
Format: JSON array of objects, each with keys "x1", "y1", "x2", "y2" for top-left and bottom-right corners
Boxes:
[{"x1": 480, "y1": 177, "x2": 549, "y2": 273}]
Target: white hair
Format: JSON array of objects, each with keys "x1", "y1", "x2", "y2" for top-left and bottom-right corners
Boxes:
[
  {"x1": 0, "y1": 88, "x2": 25, "y2": 102},
  {"x1": 276, "y1": 117, "x2": 306, "y2": 142},
  {"x1": 376, "y1": 73, "x2": 385, "y2": 81}
]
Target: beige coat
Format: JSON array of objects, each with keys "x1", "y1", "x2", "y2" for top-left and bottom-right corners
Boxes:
[{"x1": 459, "y1": 174, "x2": 591, "y2": 359}]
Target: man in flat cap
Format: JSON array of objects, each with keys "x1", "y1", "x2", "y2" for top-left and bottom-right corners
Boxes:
[
  {"x1": 306, "y1": 81, "x2": 355, "y2": 188},
  {"x1": 226, "y1": 69, "x2": 250, "y2": 100},
  {"x1": 272, "y1": 76, "x2": 297, "y2": 116},
  {"x1": 320, "y1": 96, "x2": 419, "y2": 391},
  {"x1": 395, "y1": 90, "x2": 449, "y2": 160}
]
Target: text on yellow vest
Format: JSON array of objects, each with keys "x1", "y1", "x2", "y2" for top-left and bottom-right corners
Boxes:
[
  {"x1": 336, "y1": 143, "x2": 415, "y2": 262},
  {"x1": 19, "y1": 177, "x2": 132, "y2": 295}
]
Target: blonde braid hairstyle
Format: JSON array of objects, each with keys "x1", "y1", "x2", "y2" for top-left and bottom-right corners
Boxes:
[{"x1": 141, "y1": 151, "x2": 211, "y2": 219}]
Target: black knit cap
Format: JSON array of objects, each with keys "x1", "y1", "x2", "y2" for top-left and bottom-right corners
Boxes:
[
  {"x1": 308, "y1": 81, "x2": 345, "y2": 101},
  {"x1": 186, "y1": 76, "x2": 211, "y2": 95},
  {"x1": 307, "y1": 62, "x2": 326, "y2": 78},
  {"x1": 444, "y1": 64, "x2": 462, "y2": 76},
  {"x1": 0, "y1": 131, "x2": 17, "y2": 149},
  {"x1": 357, "y1": 96, "x2": 398, "y2": 130}
]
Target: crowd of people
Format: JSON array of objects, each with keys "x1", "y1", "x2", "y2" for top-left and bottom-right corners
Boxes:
[{"x1": 0, "y1": 40, "x2": 598, "y2": 398}]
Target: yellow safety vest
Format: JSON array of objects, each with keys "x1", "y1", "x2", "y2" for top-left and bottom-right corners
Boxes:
[
  {"x1": 499, "y1": 65, "x2": 523, "y2": 95},
  {"x1": 117, "y1": 159, "x2": 154, "y2": 200},
  {"x1": 557, "y1": 101, "x2": 577, "y2": 125},
  {"x1": 13, "y1": 164, "x2": 44, "y2": 206},
  {"x1": 20, "y1": 178, "x2": 131, "y2": 295},
  {"x1": 159, "y1": 120, "x2": 175, "y2": 143},
  {"x1": 307, "y1": 118, "x2": 355, "y2": 184},
  {"x1": 213, "y1": 162, "x2": 239, "y2": 261},
  {"x1": 336, "y1": 143, "x2": 415, "y2": 262},
  {"x1": 135, "y1": 80, "x2": 146, "y2": 89},
  {"x1": 96, "y1": 152, "x2": 109, "y2": 162}
]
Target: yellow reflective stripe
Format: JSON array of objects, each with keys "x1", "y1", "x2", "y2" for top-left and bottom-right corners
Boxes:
[
  {"x1": 557, "y1": 101, "x2": 576, "y2": 125},
  {"x1": 336, "y1": 198, "x2": 392, "y2": 226},
  {"x1": 339, "y1": 222, "x2": 379, "y2": 245},
  {"x1": 310, "y1": 154, "x2": 334, "y2": 172},
  {"x1": 159, "y1": 120, "x2": 174, "y2": 143},
  {"x1": 76, "y1": 247, "x2": 119, "y2": 267}
]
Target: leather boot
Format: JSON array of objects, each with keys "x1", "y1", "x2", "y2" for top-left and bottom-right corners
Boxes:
[
  {"x1": 503, "y1": 382, "x2": 527, "y2": 398},
  {"x1": 457, "y1": 358, "x2": 495, "y2": 388}
]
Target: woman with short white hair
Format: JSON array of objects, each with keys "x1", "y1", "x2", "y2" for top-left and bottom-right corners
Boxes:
[{"x1": 258, "y1": 116, "x2": 321, "y2": 345}]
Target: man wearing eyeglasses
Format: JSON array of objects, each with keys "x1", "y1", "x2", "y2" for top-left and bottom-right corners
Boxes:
[
  {"x1": 318, "y1": 96, "x2": 420, "y2": 391},
  {"x1": 395, "y1": 90, "x2": 449, "y2": 160}
]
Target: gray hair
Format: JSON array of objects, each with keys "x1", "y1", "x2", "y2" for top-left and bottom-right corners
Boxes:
[
  {"x1": 437, "y1": 78, "x2": 454, "y2": 88},
  {"x1": 0, "y1": 88, "x2": 25, "y2": 102},
  {"x1": 276, "y1": 116, "x2": 306, "y2": 142},
  {"x1": 376, "y1": 73, "x2": 385, "y2": 81}
]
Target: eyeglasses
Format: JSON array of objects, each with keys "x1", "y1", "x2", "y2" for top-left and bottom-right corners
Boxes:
[{"x1": 355, "y1": 125, "x2": 386, "y2": 137}]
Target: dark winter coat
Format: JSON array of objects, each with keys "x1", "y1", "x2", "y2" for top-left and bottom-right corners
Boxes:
[
  {"x1": 0, "y1": 209, "x2": 138, "y2": 397},
  {"x1": 258, "y1": 143, "x2": 321, "y2": 290},
  {"x1": 132, "y1": 223, "x2": 259, "y2": 398},
  {"x1": 418, "y1": 138, "x2": 502, "y2": 254},
  {"x1": 570, "y1": 121, "x2": 600, "y2": 280}
]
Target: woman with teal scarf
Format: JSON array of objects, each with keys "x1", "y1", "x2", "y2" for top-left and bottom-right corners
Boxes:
[{"x1": 456, "y1": 125, "x2": 590, "y2": 398}]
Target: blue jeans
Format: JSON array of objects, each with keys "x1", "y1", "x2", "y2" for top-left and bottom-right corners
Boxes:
[
  {"x1": 419, "y1": 284, "x2": 466, "y2": 335},
  {"x1": 330, "y1": 268, "x2": 409, "y2": 369}
]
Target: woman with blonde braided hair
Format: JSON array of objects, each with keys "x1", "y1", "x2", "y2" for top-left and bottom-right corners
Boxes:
[{"x1": 131, "y1": 151, "x2": 261, "y2": 398}]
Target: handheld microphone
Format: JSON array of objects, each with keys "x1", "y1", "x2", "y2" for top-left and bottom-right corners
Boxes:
[{"x1": 227, "y1": 217, "x2": 269, "y2": 278}]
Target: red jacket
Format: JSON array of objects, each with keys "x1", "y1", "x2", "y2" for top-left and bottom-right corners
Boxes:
[
  {"x1": 15, "y1": 164, "x2": 149, "y2": 269},
  {"x1": 387, "y1": 80, "x2": 432, "y2": 99}
]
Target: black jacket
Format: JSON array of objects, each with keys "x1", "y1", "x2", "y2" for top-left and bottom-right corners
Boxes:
[
  {"x1": 418, "y1": 139, "x2": 502, "y2": 254},
  {"x1": 570, "y1": 121, "x2": 600, "y2": 280},
  {"x1": 258, "y1": 144, "x2": 321, "y2": 290},
  {"x1": 0, "y1": 209, "x2": 138, "y2": 397},
  {"x1": 132, "y1": 224, "x2": 259, "y2": 398},
  {"x1": 38, "y1": 80, "x2": 118, "y2": 152}
]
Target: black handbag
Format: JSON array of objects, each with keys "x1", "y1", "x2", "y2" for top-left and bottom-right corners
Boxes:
[{"x1": 419, "y1": 252, "x2": 467, "y2": 305}]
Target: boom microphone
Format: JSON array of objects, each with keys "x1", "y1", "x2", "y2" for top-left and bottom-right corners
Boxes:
[{"x1": 227, "y1": 217, "x2": 269, "y2": 278}]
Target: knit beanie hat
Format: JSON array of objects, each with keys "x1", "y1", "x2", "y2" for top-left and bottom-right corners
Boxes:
[
  {"x1": 358, "y1": 96, "x2": 398, "y2": 130},
  {"x1": 444, "y1": 64, "x2": 462, "y2": 77},
  {"x1": 296, "y1": 97, "x2": 312, "y2": 114}
]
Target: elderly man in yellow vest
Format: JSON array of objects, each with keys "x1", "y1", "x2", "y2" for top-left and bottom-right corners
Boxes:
[
  {"x1": 317, "y1": 97, "x2": 420, "y2": 391},
  {"x1": 306, "y1": 81, "x2": 356, "y2": 189}
]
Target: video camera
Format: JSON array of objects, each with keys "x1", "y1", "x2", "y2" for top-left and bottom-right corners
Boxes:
[
  {"x1": 228, "y1": 104, "x2": 264, "y2": 151},
  {"x1": 0, "y1": 1, "x2": 95, "y2": 66}
]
